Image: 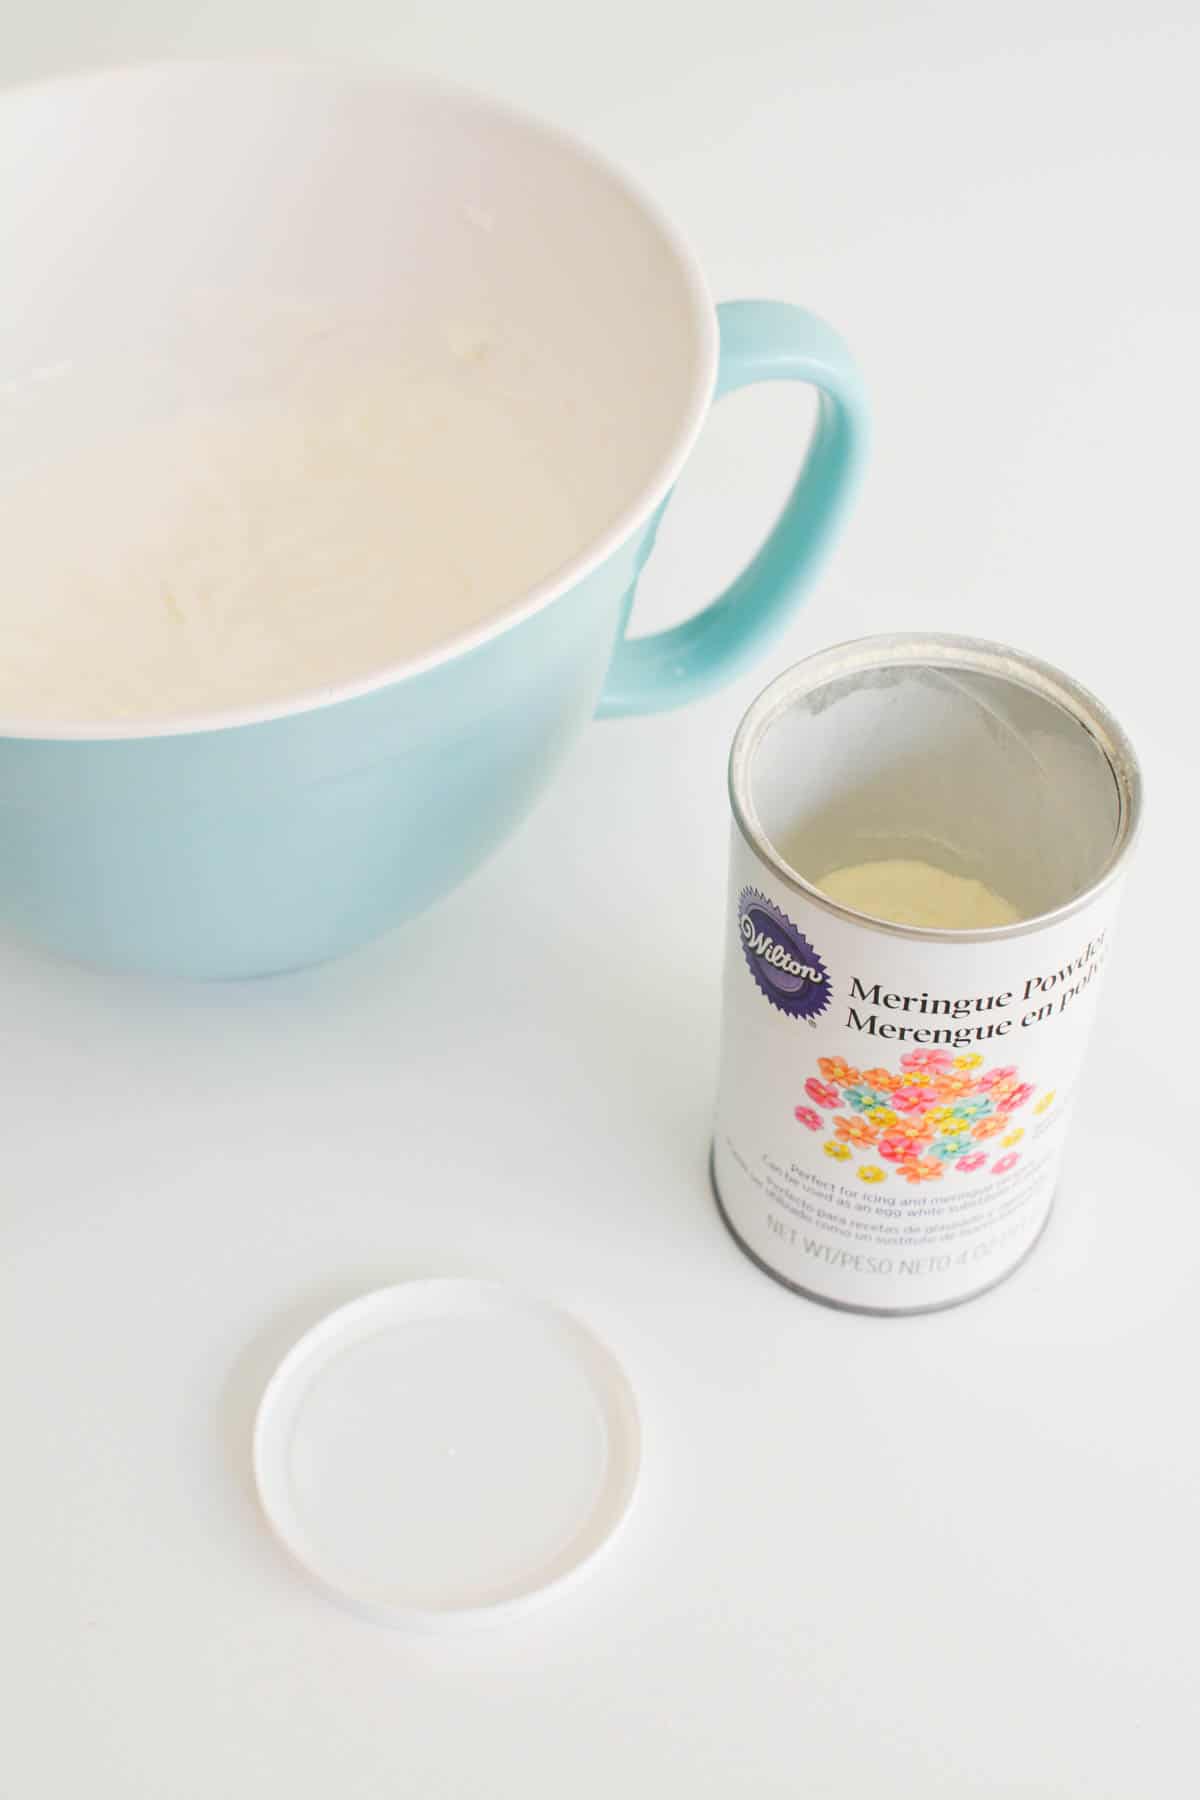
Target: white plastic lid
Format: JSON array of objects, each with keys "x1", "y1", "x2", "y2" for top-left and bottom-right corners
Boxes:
[{"x1": 253, "y1": 1280, "x2": 641, "y2": 1627}]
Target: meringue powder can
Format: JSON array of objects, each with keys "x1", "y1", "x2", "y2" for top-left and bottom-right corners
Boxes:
[{"x1": 711, "y1": 634, "x2": 1142, "y2": 1314}]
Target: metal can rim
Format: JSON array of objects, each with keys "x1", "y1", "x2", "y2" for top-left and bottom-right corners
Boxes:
[{"x1": 728, "y1": 631, "x2": 1143, "y2": 945}]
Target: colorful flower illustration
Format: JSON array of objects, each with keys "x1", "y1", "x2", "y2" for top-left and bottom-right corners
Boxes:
[
  {"x1": 952, "y1": 1096, "x2": 993, "y2": 1123},
  {"x1": 891, "y1": 1086, "x2": 931, "y2": 1114},
  {"x1": 840, "y1": 1083, "x2": 885, "y2": 1113},
  {"x1": 979, "y1": 1065, "x2": 1017, "y2": 1090},
  {"x1": 834, "y1": 1114, "x2": 878, "y2": 1148},
  {"x1": 896, "y1": 1112, "x2": 936, "y2": 1139},
  {"x1": 931, "y1": 1134, "x2": 975, "y2": 1161},
  {"x1": 900, "y1": 1047, "x2": 955, "y2": 1072},
  {"x1": 878, "y1": 1127, "x2": 932, "y2": 1162},
  {"x1": 805, "y1": 1077, "x2": 841, "y2": 1110},
  {"x1": 849, "y1": 1080, "x2": 888, "y2": 1108},
  {"x1": 818, "y1": 1055, "x2": 860, "y2": 1088},
  {"x1": 795, "y1": 1052, "x2": 1041, "y2": 1179},
  {"x1": 930, "y1": 1072, "x2": 975, "y2": 1101},
  {"x1": 897, "y1": 1156, "x2": 943, "y2": 1184}
]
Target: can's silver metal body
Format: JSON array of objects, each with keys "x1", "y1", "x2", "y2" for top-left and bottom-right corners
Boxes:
[{"x1": 712, "y1": 634, "x2": 1142, "y2": 1314}]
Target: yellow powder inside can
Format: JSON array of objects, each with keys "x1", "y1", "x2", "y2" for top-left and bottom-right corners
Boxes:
[{"x1": 816, "y1": 859, "x2": 1021, "y2": 930}]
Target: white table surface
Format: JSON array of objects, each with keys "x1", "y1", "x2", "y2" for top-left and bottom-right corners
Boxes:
[{"x1": 3, "y1": 5, "x2": 1198, "y2": 1796}]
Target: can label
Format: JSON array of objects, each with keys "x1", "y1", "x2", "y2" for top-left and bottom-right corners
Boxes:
[{"x1": 712, "y1": 830, "x2": 1122, "y2": 1311}]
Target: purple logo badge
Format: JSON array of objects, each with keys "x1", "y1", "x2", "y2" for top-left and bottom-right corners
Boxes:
[{"x1": 738, "y1": 887, "x2": 831, "y2": 1020}]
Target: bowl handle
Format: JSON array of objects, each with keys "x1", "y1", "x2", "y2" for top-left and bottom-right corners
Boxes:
[{"x1": 596, "y1": 300, "x2": 867, "y2": 718}]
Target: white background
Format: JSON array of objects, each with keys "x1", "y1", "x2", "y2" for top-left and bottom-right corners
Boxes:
[{"x1": 2, "y1": 5, "x2": 1198, "y2": 1796}]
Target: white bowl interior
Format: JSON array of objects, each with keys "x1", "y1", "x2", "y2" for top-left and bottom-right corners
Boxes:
[{"x1": 0, "y1": 65, "x2": 711, "y2": 574}]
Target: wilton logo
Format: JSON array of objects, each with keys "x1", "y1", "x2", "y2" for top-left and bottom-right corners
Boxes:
[{"x1": 738, "y1": 887, "x2": 831, "y2": 1021}]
